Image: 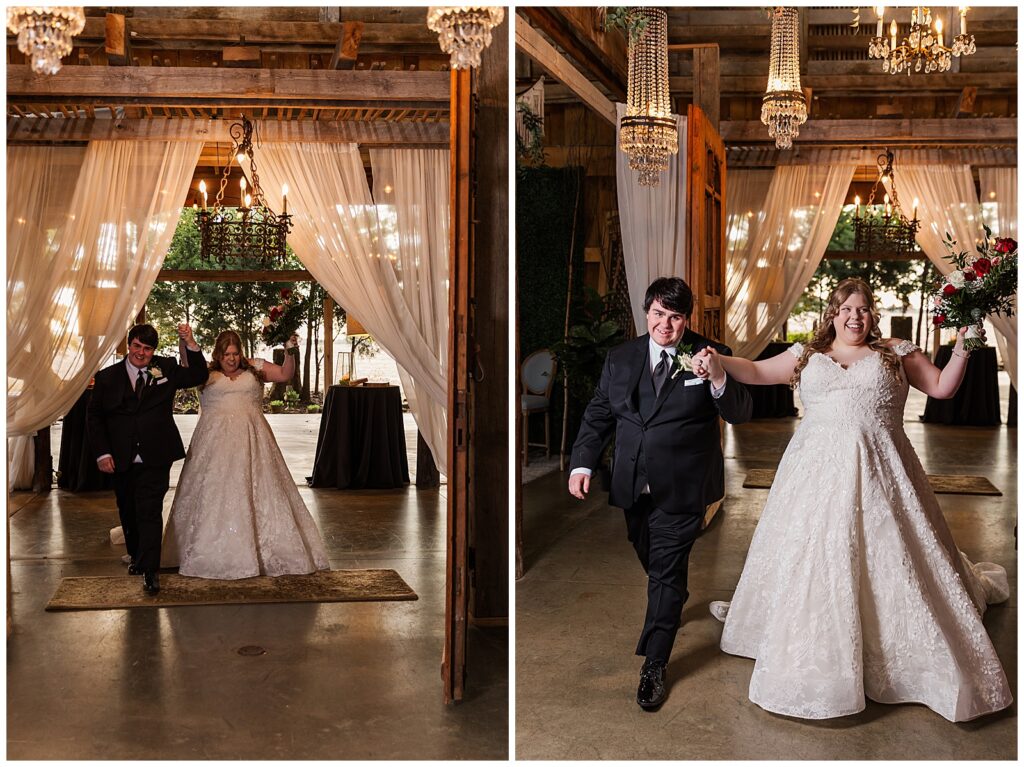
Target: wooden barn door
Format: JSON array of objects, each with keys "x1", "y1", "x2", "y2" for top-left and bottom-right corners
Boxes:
[
  {"x1": 685, "y1": 104, "x2": 726, "y2": 340},
  {"x1": 443, "y1": 66, "x2": 472, "y2": 704}
]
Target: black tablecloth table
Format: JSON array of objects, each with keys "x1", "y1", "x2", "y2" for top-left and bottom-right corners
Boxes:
[
  {"x1": 747, "y1": 341, "x2": 798, "y2": 419},
  {"x1": 922, "y1": 345, "x2": 1001, "y2": 426},
  {"x1": 309, "y1": 385, "x2": 410, "y2": 489},
  {"x1": 57, "y1": 387, "x2": 115, "y2": 492}
]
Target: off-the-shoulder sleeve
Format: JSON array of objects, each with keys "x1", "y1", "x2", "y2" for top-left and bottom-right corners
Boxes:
[
  {"x1": 892, "y1": 339, "x2": 920, "y2": 357},
  {"x1": 787, "y1": 342, "x2": 804, "y2": 358},
  {"x1": 251, "y1": 358, "x2": 265, "y2": 371}
]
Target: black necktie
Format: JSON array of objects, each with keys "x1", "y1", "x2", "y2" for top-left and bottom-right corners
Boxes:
[
  {"x1": 653, "y1": 350, "x2": 670, "y2": 396},
  {"x1": 135, "y1": 370, "x2": 146, "y2": 400}
]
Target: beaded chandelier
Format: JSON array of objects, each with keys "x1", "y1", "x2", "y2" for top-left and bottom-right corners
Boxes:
[
  {"x1": 6, "y1": 6, "x2": 85, "y2": 75},
  {"x1": 761, "y1": 7, "x2": 807, "y2": 150},
  {"x1": 426, "y1": 7, "x2": 504, "y2": 70},
  {"x1": 619, "y1": 7, "x2": 678, "y2": 187}
]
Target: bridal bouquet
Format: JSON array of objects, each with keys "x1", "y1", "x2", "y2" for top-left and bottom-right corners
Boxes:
[{"x1": 931, "y1": 228, "x2": 1017, "y2": 351}]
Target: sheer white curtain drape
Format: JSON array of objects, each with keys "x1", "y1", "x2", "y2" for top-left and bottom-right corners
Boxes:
[
  {"x1": 979, "y1": 167, "x2": 1017, "y2": 388},
  {"x1": 369, "y1": 148, "x2": 449, "y2": 471},
  {"x1": 894, "y1": 162, "x2": 1016, "y2": 386},
  {"x1": 724, "y1": 163, "x2": 857, "y2": 358},
  {"x1": 253, "y1": 143, "x2": 449, "y2": 471},
  {"x1": 7, "y1": 140, "x2": 200, "y2": 485},
  {"x1": 615, "y1": 103, "x2": 687, "y2": 334}
]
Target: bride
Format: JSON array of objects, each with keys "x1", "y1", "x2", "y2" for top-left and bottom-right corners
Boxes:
[
  {"x1": 163, "y1": 330, "x2": 330, "y2": 579},
  {"x1": 693, "y1": 277, "x2": 1012, "y2": 722}
]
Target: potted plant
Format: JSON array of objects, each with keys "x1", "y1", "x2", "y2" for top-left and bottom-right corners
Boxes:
[
  {"x1": 306, "y1": 403, "x2": 322, "y2": 414},
  {"x1": 269, "y1": 399, "x2": 284, "y2": 414}
]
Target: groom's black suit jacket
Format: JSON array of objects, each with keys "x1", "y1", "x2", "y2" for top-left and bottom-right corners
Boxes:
[
  {"x1": 570, "y1": 330, "x2": 753, "y2": 513},
  {"x1": 87, "y1": 349, "x2": 209, "y2": 471}
]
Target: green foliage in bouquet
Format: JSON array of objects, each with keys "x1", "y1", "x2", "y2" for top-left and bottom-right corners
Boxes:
[
  {"x1": 262, "y1": 287, "x2": 305, "y2": 347},
  {"x1": 932, "y1": 226, "x2": 1017, "y2": 350}
]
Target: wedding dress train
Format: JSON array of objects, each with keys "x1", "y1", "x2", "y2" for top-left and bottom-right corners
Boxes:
[
  {"x1": 712, "y1": 341, "x2": 1011, "y2": 722},
  {"x1": 162, "y1": 361, "x2": 330, "y2": 579}
]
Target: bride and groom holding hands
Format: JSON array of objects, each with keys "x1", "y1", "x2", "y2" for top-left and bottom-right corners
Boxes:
[
  {"x1": 568, "y1": 276, "x2": 1011, "y2": 722},
  {"x1": 87, "y1": 322, "x2": 329, "y2": 595}
]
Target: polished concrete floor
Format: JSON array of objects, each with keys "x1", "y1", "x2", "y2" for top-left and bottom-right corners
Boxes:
[
  {"x1": 8, "y1": 416, "x2": 506, "y2": 760},
  {"x1": 517, "y1": 385, "x2": 1017, "y2": 760}
]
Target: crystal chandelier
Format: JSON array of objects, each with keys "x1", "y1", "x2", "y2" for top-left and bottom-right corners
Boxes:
[
  {"x1": 6, "y1": 6, "x2": 85, "y2": 75},
  {"x1": 853, "y1": 149, "x2": 921, "y2": 259},
  {"x1": 761, "y1": 7, "x2": 807, "y2": 150},
  {"x1": 426, "y1": 7, "x2": 504, "y2": 69},
  {"x1": 868, "y1": 6, "x2": 976, "y2": 75},
  {"x1": 195, "y1": 116, "x2": 292, "y2": 266},
  {"x1": 619, "y1": 7, "x2": 678, "y2": 187}
]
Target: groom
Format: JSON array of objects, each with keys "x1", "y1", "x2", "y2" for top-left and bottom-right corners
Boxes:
[
  {"x1": 568, "y1": 277, "x2": 752, "y2": 709},
  {"x1": 87, "y1": 323, "x2": 208, "y2": 594}
]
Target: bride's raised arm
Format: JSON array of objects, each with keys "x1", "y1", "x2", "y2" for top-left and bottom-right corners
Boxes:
[
  {"x1": 698, "y1": 346, "x2": 799, "y2": 387},
  {"x1": 895, "y1": 328, "x2": 971, "y2": 399},
  {"x1": 251, "y1": 338, "x2": 298, "y2": 384}
]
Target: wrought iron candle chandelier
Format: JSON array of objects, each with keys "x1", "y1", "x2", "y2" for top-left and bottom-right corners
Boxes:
[
  {"x1": 868, "y1": 6, "x2": 976, "y2": 74},
  {"x1": 761, "y1": 7, "x2": 807, "y2": 150},
  {"x1": 195, "y1": 116, "x2": 292, "y2": 265},
  {"x1": 853, "y1": 149, "x2": 921, "y2": 259},
  {"x1": 6, "y1": 6, "x2": 84, "y2": 75},
  {"x1": 619, "y1": 7, "x2": 678, "y2": 187},
  {"x1": 426, "y1": 6, "x2": 504, "y2": 69}
]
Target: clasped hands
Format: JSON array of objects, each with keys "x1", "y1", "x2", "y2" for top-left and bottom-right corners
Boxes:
[
  {"x1": 692, "y1": 347, "x2": 726, "y2": 388},
  {"x1": 177, "y1": 323, "x2": 200, "y2": 352}
]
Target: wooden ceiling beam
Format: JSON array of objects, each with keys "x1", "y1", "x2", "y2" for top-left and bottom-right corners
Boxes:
[
  {"x1": 727, "y1": 146, "x2": 1016, "y2": 167},
  {"x1": 329, "y1": 21, "x2": 364, "y2": 70},
  {"x1": 515, "y1": 15, "x2": 616, "y2": 126},
  {"x1": 7, "y1": 65, "x2": 449, "y2": 103},
  {"x1": 526, "y1": 7, "x2": 627, "y2": 99},
  {"x1": 6, "y1": 117, "x2": 450, "y2": 145},
  {"x1": 670, "y1": 71, "x2": 1016, "y2": 95},
  {"x1": 720, "y1": 117, "x2": 1016, "y2": 145},
  {"x1": 57, "y1": 18, "x2": 437, "y2": 47},
  {"x1": 104, "y1": 13, "x2": 130, "y2": 66}
]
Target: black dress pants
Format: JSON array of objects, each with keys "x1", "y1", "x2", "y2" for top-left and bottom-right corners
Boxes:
[
  {"x1": 624, "y1": 494, "x2": 704, "y2": 664},
  {"x1": 113, "y1": 463, "x2": 171, "y2": 573}
]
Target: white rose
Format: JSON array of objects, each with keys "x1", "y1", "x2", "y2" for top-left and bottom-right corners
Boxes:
[{"x1": 948, "y1": 270, "x2": 965, "y2": 288}]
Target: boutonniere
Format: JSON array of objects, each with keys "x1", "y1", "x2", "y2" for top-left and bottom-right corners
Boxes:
[
  {"x1": 670, "y1": 343, "x2": 695, "y2": 379},
  {"x1": 147, "y1": 365, "x2": 164, "y2": 381}
]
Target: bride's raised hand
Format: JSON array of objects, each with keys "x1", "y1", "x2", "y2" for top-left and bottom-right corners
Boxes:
[{"x1": 692, "y1": 348, "x2": 711, "y2": 379}]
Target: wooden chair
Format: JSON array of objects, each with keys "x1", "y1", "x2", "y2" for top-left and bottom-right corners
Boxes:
[{"x1": 520, "y1": 349, "x2": 557, "y2": 466}]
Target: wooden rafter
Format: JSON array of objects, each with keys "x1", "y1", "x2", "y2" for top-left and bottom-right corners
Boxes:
[{"x1": 720, "y1": 117, "x2": 1016, "y2": 145}]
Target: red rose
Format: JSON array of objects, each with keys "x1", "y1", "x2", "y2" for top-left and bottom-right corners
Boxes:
[
  {"x1": 963, "y1": 269, "x2": 976, "y2": 281},
  {"x1": 933, "y1": 314, "x2": 946, "y2": 325},
  {"x1": 269, "y1": 307, "x2": 282, "y2": 321},
  {"x1": 972, "y1": 257, "x2": 992, "y2": 276},
  {"x1": 942, "y1": 283, "x2": 957, "y2": 296},
  {"x1": 280, "y1": 287, "x2": 292, "y2": 300},
  {"x1": 994, "y1": 237, "x2": 1017, "y2": 253}
]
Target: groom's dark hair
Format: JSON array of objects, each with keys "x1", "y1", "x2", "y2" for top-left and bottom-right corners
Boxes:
[
  {"x1": 643, "y1": 277, "x2": 693, "y2": 316},
  {"x1": 127, "y1": 324, "x2": 159, "y2": 348}
]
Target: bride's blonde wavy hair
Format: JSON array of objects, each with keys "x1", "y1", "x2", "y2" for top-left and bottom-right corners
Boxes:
[
  {"x1": 790, "y1": 277, "x2": 901, "y2": 389},
  {"x1": 204, "y1": 330, "x2": 265, "y2": 388}
]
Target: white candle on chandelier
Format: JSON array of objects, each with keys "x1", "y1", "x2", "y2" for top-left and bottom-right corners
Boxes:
[
  {"x1": 884, "y1": 193, "x2": 891, "y2": 217},
  {"x1": 199, "y1": 179, "x2": 207, "y2": 210},
  {"x1": 854, "y1": 195, "x2": 861, "y2": 219},
  {"x1": 912, "y1": 198, "x2": 919, "y2": 221},
  {"x1": 959, "y1": 7, "x2": 967, "y2": 35},
  {"x1": 890, "y1": 19, "x2": 898, "y2": 48},
  {"x1": 244, "y1": 193, "x2": 252, "y2": 209},
  {"x1": 282, "y1": 183, "x2": 288, "y2": 215},
  {"x1": 240, "y1": 176, "x2": 247, "y2": 198},
  {"x1": 875, "y1": 7, "x2": 884, "y2": 38},
  {"x1": 934, "y1": 17, "x2": 943, "y2": 47}
]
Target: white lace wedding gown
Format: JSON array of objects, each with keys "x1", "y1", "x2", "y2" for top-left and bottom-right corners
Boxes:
[
  {"x1": 712, "y1": 341, "x2": 1012, "y2": 722},
  {"x1": 162, "y1": 362, "x2": 330, "y2": 579}
]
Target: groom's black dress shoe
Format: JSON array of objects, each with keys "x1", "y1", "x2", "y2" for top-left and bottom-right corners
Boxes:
[
  {"x1": 142, "y1": 571, "x2": 160, "y2": 595},
  {"x1": 636, "y1": 659, "x2": 667, "y2": 710},
  {"x1": 127, "y1": 562, "x2": 142, "y2": 576}
]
